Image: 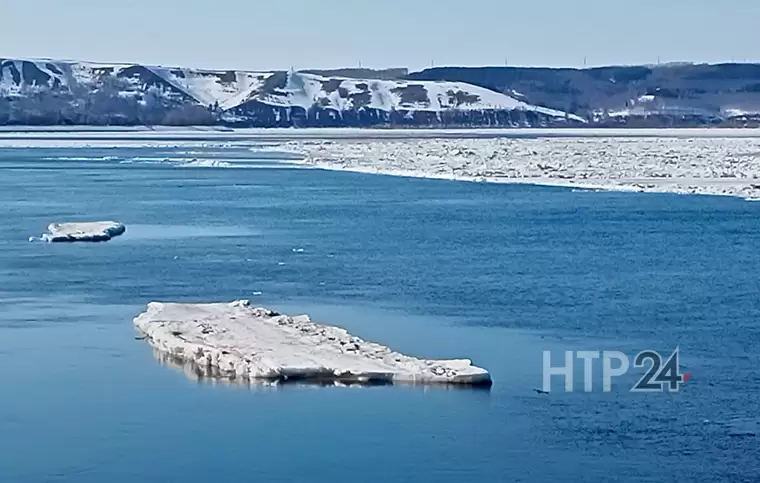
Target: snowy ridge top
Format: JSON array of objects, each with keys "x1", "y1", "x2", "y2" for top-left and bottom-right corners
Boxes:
[{"x1": 134, "y1": 300, "x2": 492, "y2": 386}]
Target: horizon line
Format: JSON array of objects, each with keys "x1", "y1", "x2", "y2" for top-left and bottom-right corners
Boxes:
[{"x1": 3, "y1": 55, "x2": 760, "y2": 74}]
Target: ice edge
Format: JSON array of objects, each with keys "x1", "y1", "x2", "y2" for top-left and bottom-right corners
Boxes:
[
  {"x1": 134, "y1": 300, "x2": 492, "y2": 388},
  {"x1": 40, "y1": 221, "x2": 126, "y2": 242}
]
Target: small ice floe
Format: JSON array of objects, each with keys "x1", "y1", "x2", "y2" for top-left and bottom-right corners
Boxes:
[
  {"x1": 134, "y1": 300, "x2": 492, "y2": 387},
  {"x1": 43, "y1": 156, "x2": 120, "y2": 162},
  {"x1": 277, "y1": 262, "x2": 286, "y2": 266},
  {"x1": 37, "y1": 221, "x2": 126, "y2": 242},
  {"x1": 180, "y1": 159, "x2": 231, "y2": 168},
  {"x1": 252, "y1": 291, "x2": 263, "y2": 296},
  {"x1": 292, "y1": 248, "x2": 305, "y2": 253},
  {"x1": 570, "y1": 188, "x2": 605, "y2": 193}
]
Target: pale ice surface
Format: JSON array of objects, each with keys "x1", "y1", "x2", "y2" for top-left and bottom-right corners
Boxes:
[
  {"x1": 288, "y1": 137, "x2": 760, "y2": 199},
  {"x1": 177, "y1": 159, "x2": 232, "y2": 168},
  {"x1": 134, "y1": 300, "x2": 492, "y2": 387},
  {"x1": 38, "y1": 221, "x2": 126, "y2": 242}
]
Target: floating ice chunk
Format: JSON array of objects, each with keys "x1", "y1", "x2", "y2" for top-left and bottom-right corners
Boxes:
[
  {"x1": 180, "y1": 159, "x2": 232, "y2": 168},
  {"x1": 292, "y1": 248, "x2": 305, "y2": 253},
  {"x1": 134, "y1": 300, "x2": 492, "y2": 387},
  {"x1": 40, "y1": 221, "x2": 126, "y2": 242}
]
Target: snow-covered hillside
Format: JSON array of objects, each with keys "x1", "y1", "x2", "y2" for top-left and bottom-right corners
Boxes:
[
  {"x1": 148, "y1": 67, "x2": 276, "y2": 109},
  {"x1": 0, "y1": 58, "x2": 277, "y2": 107},
  {"x1": 0, "y1": 57, "x2": 582, "y2": 127},
  {"x1": 254, "y1": 72, "x2": 580, "y2": 117},
  {"x1": 410, "y1": 64, "x2": 760, "y2": 127}
]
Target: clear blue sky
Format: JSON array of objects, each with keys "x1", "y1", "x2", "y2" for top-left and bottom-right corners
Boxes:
[{"x1": 5, "y1": 0, "x2": 759, "y2": 71}]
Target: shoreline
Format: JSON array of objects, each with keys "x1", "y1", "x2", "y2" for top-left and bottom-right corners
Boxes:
[
  {"x1": 2, "y1": 126, "x2": 760, "y2": 139},
  {"x1": 289, "y1": 158, "x2": 760, "y2": 200}
]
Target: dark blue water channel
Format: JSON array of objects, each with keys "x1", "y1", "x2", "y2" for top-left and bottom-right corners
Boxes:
[{"x1": 0, "y1": 141, "x2": 758, "y2": 482}]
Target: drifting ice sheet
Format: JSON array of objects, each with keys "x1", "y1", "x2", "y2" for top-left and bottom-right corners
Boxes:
[
  {"x1": 134, "y1": 300, "x2": 492, "y2": 386},
  {"x1": 40, "y1": 221, "x2": 126, "y2": 242},
  {"x1": 288, "y1": 137, "x2": 760, "y2": 199}
]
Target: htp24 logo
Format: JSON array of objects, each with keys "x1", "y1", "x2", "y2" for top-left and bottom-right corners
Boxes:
[{"x1": 542, "y1": 348, "x2": 693, "y2": 393}]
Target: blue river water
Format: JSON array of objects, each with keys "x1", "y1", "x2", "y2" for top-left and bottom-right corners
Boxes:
[{"x1": 0, "y1": 139, "x2": 758, "y2": 482}]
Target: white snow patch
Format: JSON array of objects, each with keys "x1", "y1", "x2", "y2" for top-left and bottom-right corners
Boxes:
[
  {"x1": 724, "y1": 108, "x2": 760, "y2": 118},
  {"x1": 151, "y1": 68, "x2": 275, "y2": 110},
  {"x1": 134, "y1": 300, "x2": 492, "y2": 386}
]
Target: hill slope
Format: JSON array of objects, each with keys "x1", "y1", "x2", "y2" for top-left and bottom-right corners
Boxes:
[
  {"x1": 0, "y1": 58, "x2": 581, "y2": 127},
  {"x1": 407, "y1": 64, "x2": 760, "y2": 126}
]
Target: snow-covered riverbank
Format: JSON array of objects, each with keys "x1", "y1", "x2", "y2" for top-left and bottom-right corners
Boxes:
[{"x1": 287, "y1": 136, "x2": 760, "y2": 199}]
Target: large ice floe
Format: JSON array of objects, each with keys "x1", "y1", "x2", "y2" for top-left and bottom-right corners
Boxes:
[
  {"x1": 287, "y1": 136, "x2": 760, "y2": 200},
  {"x1": 134, "y1": 300, "x2": 492, "y2": 387},
  {"x1": 38, "y1": 221, "x2": 126, "y2": 242}
]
